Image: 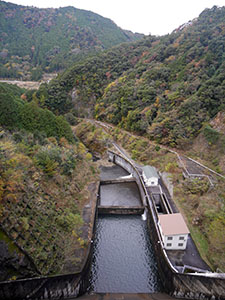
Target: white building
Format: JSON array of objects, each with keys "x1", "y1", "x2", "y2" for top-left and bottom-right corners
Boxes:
[
  {"x1": 158, "y1": 213, "x2": 190, "y2": 250},
  {"x1": 142, "y1": 165, "x2": 159, "y2": 187}
]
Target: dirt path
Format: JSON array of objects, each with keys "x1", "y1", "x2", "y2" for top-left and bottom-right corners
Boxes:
[{"x1": 0, "y1": 79, "x2": 41, "y2": 90}]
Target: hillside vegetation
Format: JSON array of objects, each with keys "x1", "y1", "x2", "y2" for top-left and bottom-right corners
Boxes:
[
  {"x1": 0, "y1": 1, "x2": 142, "y2": 80},
  {"x1": 0, "y1": 83, "x2": 74, "y2": 142},
  {"x1": 37, "y1": 6, "x2": 225, "y2": 151},
  {"x1": 0, "y1": 84, "x2": 99, "y2": 280}
]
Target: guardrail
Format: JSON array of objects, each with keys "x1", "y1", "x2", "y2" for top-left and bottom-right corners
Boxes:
[
  {"x1": 108, "y1": 150, "x2": 178, "y2": 273},
  {"x1": 176, "y1": 154, "x2": 214, "y2": 186},
  {"x1": 108, "y1": 150, "x2": 225, "y2": 300}
]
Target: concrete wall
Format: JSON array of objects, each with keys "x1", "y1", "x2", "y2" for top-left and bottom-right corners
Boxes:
[
  {"x1": 98, "y1": 206, "x2": 144, "y2": 215},
  {"x1": 0, "y1": 273, "x2": 81, "y2": 300},
  {"x1": 108, "y1": 150, "x2": 225, "y2": 300},
  {"x1": 143, "y1": 173, "x2": 158, "y2": 187},
  {"x1": 108, "y1": 151, "x2": 147, "y2": 207},
  {"x1": 160, "y1": 172, "x2": 173, "y2": 198}
]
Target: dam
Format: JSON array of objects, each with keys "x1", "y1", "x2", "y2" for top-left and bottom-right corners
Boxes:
[
  {"x1": 0, "y1": 155, "x2": 224, "y2": 299},
  {"x1": 88, "y1": 166, "x2": 161, "y2": 293},
  {"x1": 87, "y1": 165, "x2": 162, "y2": 293}
]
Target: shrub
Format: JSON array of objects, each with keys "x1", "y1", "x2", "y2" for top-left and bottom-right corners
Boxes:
[
  {"x1": 183, "y1": 177, "x2": 210, "y2": 195},
  {"x1": 203, "y1": 125, "x2": 220, "y2": 145},
  {"x1": 62, "y1": 155, "x2": 76, "y2": 175},
  {"x1": 34, "y1": 147, "x2": 61, "y2": 176},
  {"x1": 64, "y1": 113, "x2": 78, "y2": 126}
]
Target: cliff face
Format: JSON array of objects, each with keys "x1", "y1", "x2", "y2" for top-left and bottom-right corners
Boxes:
[
  {"x1": 210, "y1": 111, "x2": 225, "y2": 134},
  {"x1": 0, "y1": 231, "x2": 37, "y2": 281}
]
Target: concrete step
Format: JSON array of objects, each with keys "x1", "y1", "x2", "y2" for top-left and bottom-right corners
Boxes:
[
  {"x1": 76, "y1": 293, "x2": 182, "y2": 300},
  {"x1": 98, "y1": 206, "x2": 145, "y2": 215},
  {"x1": 101, "y1": 175, "x2": 135, "y2": 184}
]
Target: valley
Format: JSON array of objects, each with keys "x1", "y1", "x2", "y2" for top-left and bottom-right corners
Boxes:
[{"x1": 0, "y1": 1, "x2": 224, "y2": 299}]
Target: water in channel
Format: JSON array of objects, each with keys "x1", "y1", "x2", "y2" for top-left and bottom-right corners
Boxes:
[{"x1": 87, "y1": 165, "x2": 162, "y2": 293}]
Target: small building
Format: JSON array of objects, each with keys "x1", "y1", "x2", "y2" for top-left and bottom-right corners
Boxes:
[
  {"x1": 158, "y1": 213, "x2": 189, "y2": 250},
  {"x1": 142, "y1": 165, "x2": 159, "y2": 187}
]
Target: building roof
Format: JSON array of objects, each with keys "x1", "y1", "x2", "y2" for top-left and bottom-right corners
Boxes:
[
  {"x1": 142, "y1": 165, "x2": 159, "y2": 179},
  {"x1": 158, "y1": 213, "x2": 190, "y2": 236}
]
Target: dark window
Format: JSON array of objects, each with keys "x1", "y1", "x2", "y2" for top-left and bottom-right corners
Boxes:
[
  {"x1": 166, "y1": 243, "x2": 172, "y2": 247},
  {"x1": 179, "y1": 236, "x2": 184, "y2": 240},
  {"x1": 178, "y1": 243, "x2": 183, "y2": 247},
  {"x1": 167, "y1": 236, "x2": 173, "y2": 240}
]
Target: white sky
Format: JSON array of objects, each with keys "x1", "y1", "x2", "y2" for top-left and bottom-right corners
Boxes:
[{"x1": 5, "y1": 0, "x2": 225, "y2": 35}]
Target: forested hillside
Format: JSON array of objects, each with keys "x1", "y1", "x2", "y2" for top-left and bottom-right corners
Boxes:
[
  {"x1": 1, "y1": 3, "x2": 225, "y2": 280},
  {"x1": 0, "y1": 1, "x2": 142, "y2": 80},
  {"x1": 0, "y1": 83, "x2": 74, "y2": 142},
  {"x1": 0, "y1": 83, "x2": 99, "y2": 279},
  {"x1": 37, "y1": 6, "x2": 225, "y2": 152}
]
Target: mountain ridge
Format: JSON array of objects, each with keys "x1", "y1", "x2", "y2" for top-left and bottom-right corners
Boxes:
[
  {"x1": 0, "y1": 1, "x2": 143, "y2": 80},
  {"x1": 36, "y1": 5, "x2": 225, "y2": 151}
]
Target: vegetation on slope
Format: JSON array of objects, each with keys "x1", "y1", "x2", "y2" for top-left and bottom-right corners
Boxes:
[
  {"x1": 74, "y1": 121, "x2": 112, "y2": 156},
  {"x1": 0, "y1": 83, "x2": 74, "y2": 142},
  {"x1": 0, "y1": 1, "x2": 142, "y2": 80},
  {"x1": 0, "y1": 128, "x2": 99, "y2": 279},
  {"x1": 34, "y1": 37, "x2": 155, "y2": 115},
  {"x1": 0, "y1": 85, "x2": 99, "y2": 280},
  {"x1": 37, "y1": 6, "x2": 225, "y2": 150}
]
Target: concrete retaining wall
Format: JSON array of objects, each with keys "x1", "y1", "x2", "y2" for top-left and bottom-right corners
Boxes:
[
  {"x1": 100, "y1": 177, "x2": 135, "y2": 184},
  {"x1": 108, "y1": 150, "x2": 225, "y2": 300},
  {"x1": 98, "y1": 206, "x2": 144, "y2": 215},
  {"x1": 108, "y1": 152, "x2": 147, "y2": 207},
  {"x1": 0, "y1": 273, "x2": 81, "y2": 300},
  {"x1": 160, "y1": 172, "x2": 173, "y2": 198}
]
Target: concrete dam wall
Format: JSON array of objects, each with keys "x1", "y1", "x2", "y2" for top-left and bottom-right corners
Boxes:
[
  {"x1": 108, "y1": 150, "x2": 225, "y2": 300},
  {"x1": 0, "y1": 150, "x2": 224, "y2": 300}
]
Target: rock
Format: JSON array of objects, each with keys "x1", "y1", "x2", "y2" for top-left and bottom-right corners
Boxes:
[{"x1": 0, "y1": 240, "x2": 36, "y2": 281}]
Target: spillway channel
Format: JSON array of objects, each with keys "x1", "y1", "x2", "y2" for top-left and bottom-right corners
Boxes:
[{"x1": 87, "y1": 165, "x2": 162, "y2": 293}]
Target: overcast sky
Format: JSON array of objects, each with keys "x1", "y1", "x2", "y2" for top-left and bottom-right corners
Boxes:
[{"x1": 5, "y1": 0, "x2": 225, "y2": 35}]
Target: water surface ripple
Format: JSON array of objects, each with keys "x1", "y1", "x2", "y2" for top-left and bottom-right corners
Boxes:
[{"x1": 88, "y1": 215, "x2": 162, "y2": 293}]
